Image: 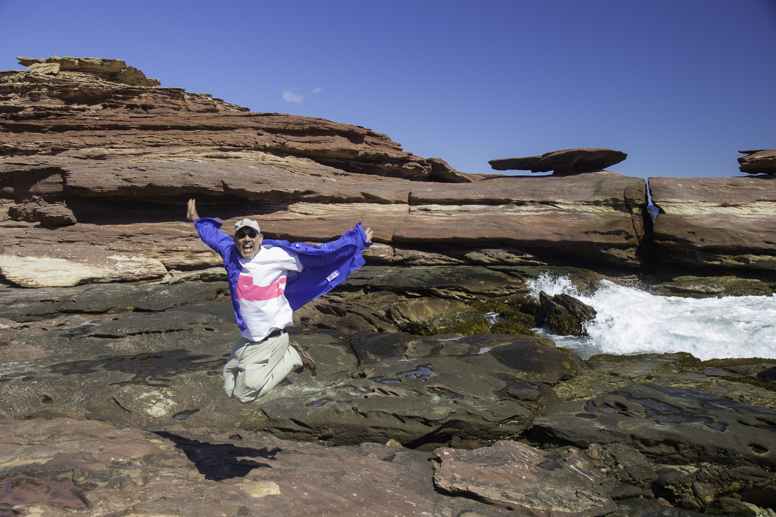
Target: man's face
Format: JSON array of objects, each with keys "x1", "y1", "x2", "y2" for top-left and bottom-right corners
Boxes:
[{"x1": 234, "y1": 227, "x2": 262, "y2": 259}]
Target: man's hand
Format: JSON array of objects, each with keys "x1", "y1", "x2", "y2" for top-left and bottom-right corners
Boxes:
[
  {"x1": 364, "y1": 227, "x2": 373, "y2": 243},
  {"x1": 186, "y1": 199, "x2": 200, "y2": 222}
]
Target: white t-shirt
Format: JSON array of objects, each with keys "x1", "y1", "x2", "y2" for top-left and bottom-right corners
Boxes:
[{"x1": 234, "y1": 246, "x2": 303, "y2": 341}]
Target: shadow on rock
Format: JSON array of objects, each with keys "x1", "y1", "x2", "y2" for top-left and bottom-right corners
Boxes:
[{"x1": 154, "y1": 431, "x2": 279, "y2": 481}]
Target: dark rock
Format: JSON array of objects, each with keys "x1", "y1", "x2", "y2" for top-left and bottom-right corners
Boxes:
[
  {"x1": 532, "y1": 383, "x2": 776, "y2": 469},
  {"x1": 485, "y1": 339, "x2": 582, "y2": 384},
  {"x1": 610, "y1": 484, "x2": 644, "y2": 500},
  {"x1": 489, "y1": 148, "x2": 627, "y2": 174},
  {"x1": 551, "y1": 351, "x2": 776, "y2": 411},
  {"x1": 715, "y1": 496, "x2": 757, "y2": 517},
  {"x1": 0, "y1": 281, "x2": 228, "y2": 321},
  {"x1": 604, "y1": 443, "x2": 658, "y2": 486},
  {"x1": 612, "y1": 498, "x2": 705, "y2": 516},
  {"x1": 433, "y1": 441, "x2": 617, "y2": 515},
  {"x1": 538, "y1": 291, "x2": 596, "y2": 336},
  {"x1": 738, "y1": 149, "x2": 776, "y2": 175}
]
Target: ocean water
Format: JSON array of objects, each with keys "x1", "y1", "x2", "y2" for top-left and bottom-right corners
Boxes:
[{"x1": 527, "y1": 273, "x2": 776, "y2": 360}]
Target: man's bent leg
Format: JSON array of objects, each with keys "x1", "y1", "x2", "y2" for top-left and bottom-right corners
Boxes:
[
  {"x1": 223, "y1": 338, "x2": 250, "y2": 398},
  {"x1": 227, "y1": 332, "x2": 303, "y2": 403}
]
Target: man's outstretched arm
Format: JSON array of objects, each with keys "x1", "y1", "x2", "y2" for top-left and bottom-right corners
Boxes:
[
  {"x1": 364, "y1": 227, "x2": 373, "y2": 243},
  {"x1": 187, "y1": 199, "x2": 200, "y2": 221}
]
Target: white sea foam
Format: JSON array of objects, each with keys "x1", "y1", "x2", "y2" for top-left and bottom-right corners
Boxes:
[{"x1": 528, "y1": 274, "x2": 776, "y2": 360}]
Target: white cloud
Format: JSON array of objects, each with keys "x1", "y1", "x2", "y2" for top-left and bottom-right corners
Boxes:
[
  {"x1": 282, "y1": 89, "x2": 304, "y2": 103},
  {"x1": 312, "y1": 87, "x2": 323, "y2": 94}
]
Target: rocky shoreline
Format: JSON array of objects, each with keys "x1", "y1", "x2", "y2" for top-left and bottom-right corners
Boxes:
[{"x1": 1, "y1": 56, "x2": 775, "y2": 516}]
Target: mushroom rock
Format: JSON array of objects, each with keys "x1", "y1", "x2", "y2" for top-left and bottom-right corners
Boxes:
[
  {"x1": 738, "y1": 149, "x2": 776, "y2": 175},
  {"x1": 489, "y1": 148, "x2": 628, "y2": 175}
]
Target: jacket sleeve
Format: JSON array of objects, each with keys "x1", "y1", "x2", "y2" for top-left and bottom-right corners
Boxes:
[
  {"x1": 281, "y1": 223, "x2": 371, "y2": 310},
  {"x1": 193, "y1": 217, "x2": 235, "y2": 259}
]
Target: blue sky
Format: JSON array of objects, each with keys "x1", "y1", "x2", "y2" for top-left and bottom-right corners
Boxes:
[{"x1": 1, "y1": 0, "x2": 774, "y2": 179}]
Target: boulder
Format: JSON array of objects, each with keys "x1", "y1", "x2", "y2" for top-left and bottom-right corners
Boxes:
[
  {"x1": 537, "y1": 291, "x2": 597, "y2": 336},
  {"x1": 8, "y1": 196, "x2": 76, "y2": 226},
  {"x1": 649, "y1": 176, "x2": 776, "y2": 271},
  {"x1": 738, "y1": 149, "x2": 776, "y2": 175},
  {"x1": 489, "y1": 148, "x2": 627, "y2": 174}
]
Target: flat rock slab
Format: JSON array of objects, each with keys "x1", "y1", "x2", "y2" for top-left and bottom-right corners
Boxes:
[
  {"x1": 738, "y1": 149, "x2": 776, "y2": 175},
  {"x1": 649, "y1": 176, "x2": 776, "y2": 271},
  {"x1": 0, "y1": 281, "x2": 229, "y2": 321},
  {"x1": 434, "y1": 440, "x2": 616, "y2": 516},
  {"x1": 533, "y1": 383, "x2": 776, "y2": 469},
  {"x1": 489, "y1": 148, "x2": 627, "y2": 174},
  {"x1": 0, "y1": 418, "x2": 511, "y2": 516}
]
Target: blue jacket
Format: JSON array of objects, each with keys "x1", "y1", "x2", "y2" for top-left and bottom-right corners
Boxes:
[{"x1": 194, "y1": 218, "x2": 371, "y2": 332}]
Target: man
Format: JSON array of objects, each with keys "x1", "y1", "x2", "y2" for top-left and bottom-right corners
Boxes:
[{"x1": 186, "y1": 199, "x2": 373, "y2": 403}]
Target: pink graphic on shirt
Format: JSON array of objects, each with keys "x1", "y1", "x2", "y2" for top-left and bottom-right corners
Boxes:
[{"x1": 236, "y1": 274, "x2": 287, "y2": 302}]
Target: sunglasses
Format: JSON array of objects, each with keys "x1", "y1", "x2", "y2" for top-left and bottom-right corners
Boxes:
[{"x1": 235, "y1": 229, "x2": 258, "y2": 239}]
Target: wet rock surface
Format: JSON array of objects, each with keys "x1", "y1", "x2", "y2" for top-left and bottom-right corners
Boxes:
[
  {"x1": 0, "y1": 297, "x2": 571, "y2": 448},
  {"x1": 533, "y1": 382, "x2": 776, "y2": 468},
  {"x1": 2, "y1": 276, "x2": 776, "y2": 514}
]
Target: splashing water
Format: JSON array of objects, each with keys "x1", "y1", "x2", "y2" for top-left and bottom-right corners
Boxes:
[{"x1": 528, "y1": 274, "x2": 776, "y2": 360}]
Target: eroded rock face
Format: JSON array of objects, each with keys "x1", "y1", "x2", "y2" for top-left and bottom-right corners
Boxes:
[
  {"x1": 1, "y1": 56, "x2": 458, "y2": 182},
  {"x1": 489, "y1": 148, "x2": 627, "y2": 174},
  {"x1": 649, "y1": 176, "x2": 776, "y2": 271}
]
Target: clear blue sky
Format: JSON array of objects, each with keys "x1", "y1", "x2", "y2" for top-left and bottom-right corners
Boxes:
[{"x1": 1, "y1": 0, "x2": 774, "y2": 179}]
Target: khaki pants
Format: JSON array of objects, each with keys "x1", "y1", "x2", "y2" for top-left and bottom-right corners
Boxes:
[{"x1": 223, "y1": 331, "x2": 303, "y2": 403}]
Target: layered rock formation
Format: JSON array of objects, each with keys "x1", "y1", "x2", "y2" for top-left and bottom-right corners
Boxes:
[
  {"x1": 649, "y1": 176, "x2": 776, "y2": 271},
  {"x1": 0, "y1": 56, "x2": 654, "y2": 288}
]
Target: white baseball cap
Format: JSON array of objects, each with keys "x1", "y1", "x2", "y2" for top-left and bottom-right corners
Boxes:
[{"x1": 234, "y1": 218, "x2": 260, "y2": 234}]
